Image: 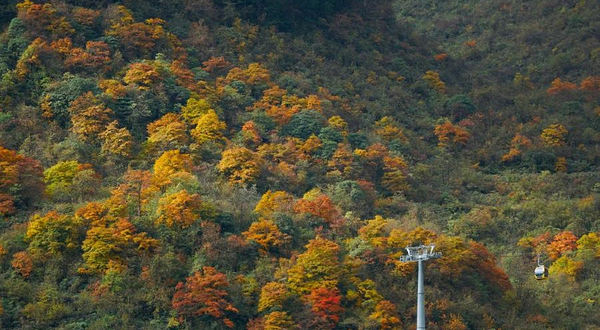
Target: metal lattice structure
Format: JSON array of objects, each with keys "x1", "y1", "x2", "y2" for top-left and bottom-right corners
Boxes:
[
  {"x1": 400, "y1": 245, "x2": 442, "y2": 262},
  {"x1": 400, "y1": 245, "x2": 441, "y2": 330}
]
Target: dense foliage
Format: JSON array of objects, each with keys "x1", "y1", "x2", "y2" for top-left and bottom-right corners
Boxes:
[{"x1": 0, "y1": 0, "x2": 598, "y2": 329}]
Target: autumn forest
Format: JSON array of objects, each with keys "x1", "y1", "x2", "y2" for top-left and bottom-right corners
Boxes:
[{"x1": 0, "y1": 0, "x2": 598, "y2": 329}]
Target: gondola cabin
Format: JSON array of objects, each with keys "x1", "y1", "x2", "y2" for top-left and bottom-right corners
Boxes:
[{"x1": 534, "y1": 265, "x2": 548, "y2": 280}]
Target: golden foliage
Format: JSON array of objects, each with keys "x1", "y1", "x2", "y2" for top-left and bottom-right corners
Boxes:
[
  {"x1": 369, "y1": 300, "x2": 402, "y2": 330},
  {"x1": 375, "y1": 117, "x2": 407, "y2": 142},
  {"x1": 540, "y1": 124, "x2": 568, "y2": 147},
  {"x1": 224, "y1": 63, "x2": 271, "y2": 85},
  {"x1": 547, "y1": 78, "x2": 577, "y2": 95},
  {"x1": 217, "y1": 147, "x2": 263, "y2": 185},
  {"x1": 106, "y1": 6, "x2": 166, "y2": 57},
  {"x1": 191, "y1": 110, "x2": 227, "y2": 146},
  {"x1": 181, "y1": 97, "x2": 214, "y2": 124},
  {"x1": 243, "y1": 218, "x2": 290, "y2": 251},
  {"x1": 255, "y1": 190, "x2": 295, "y2": 217},
  {"x1": 68, "y1": 92, "x2": 113, "y2": 141},
  {"x1": 99, "y1": 121, "x2": 133, "y2": 158},
  {"x1": 263, "y1": 311, "x2": 295, "y2": 330},
  {"x1": 152, "y1": 150, "x2": 194, "y2": 188},
  {"x1": 156, "y1": 189, "x2": 202, "y2": 228},
  {"x1": 434, "y1": 121, "x2": 470, "y2": 148},
  {"x1": 381, "y1": 155, "x2": 409, "y2": 193},
  {"x1": 80, "y1": 216, "x2": 158, "y2": 274},
  {"x1": 123, "y1": 62, "x2": 162, "y2": 89},
  {"x1": 26, "y1": 211, "x2": 80, "y2": 258},
  {"x1": 147, "y1": 113, "x2": 189, "y2": 152},
  {"x1": 64, "y1": 41, "x2": 112, "y2": 72},
  {"x1": 327, "y1": 144, "x2": 354, "y2": 176},
  {"x1": 580, "y1": 76, "x2": 600, "y2": 92},
  {"x1": 99, "y1": 79, "x2": 128, "y2": 99},
  {"x1": 549, "y1": 255, "x2": 583, "y2": 280},
  {"x1": 443, "y1": 314, "x2": 468, "y2": 330},
  {"x1": 328, "y1": 116, "x2": 348, "y2": 132},
  {"x1": 287, "y1": 237, "x2": 341, "y2": 295},
  {"x1": 258, "y1": 282, "x2": 289, "y2": 312},
  {"x1": 576, "y1": 232, "x2": 600, "y2": 259},
  {"x1": 423, "y1": 70, "x2": 446, "y2": 93},
  {"x1": 555, "y1": 157, "x2": 567, "y2": 173}
]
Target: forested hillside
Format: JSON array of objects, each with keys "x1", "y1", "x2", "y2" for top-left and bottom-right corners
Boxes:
[{"x1": 0, "y1": 0, "x2": 598, "y2": 329}]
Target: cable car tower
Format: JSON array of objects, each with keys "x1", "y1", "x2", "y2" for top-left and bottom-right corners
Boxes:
[{"x1": 400, "y1": 245, "x2": 442, "y2": 330}]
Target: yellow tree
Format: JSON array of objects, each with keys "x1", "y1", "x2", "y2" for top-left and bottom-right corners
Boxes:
[
  {"x1": 26, "y1": 211, "x2": 81, "y2": 259},
  {"x1": 549, "y1": 255, "x2": 583, "y2": 280},
  {"x1": 147, "y1": 113, "x2": 189, "y2": 153},
  {"x1": 123, "y1": 62, "x2": 162, "y2": 89},
  {"x1": 258, "y1": 282, "x2": 289, "y2": 312},
  {"x1": 223, "y1": 63, "x2": 271, "y2": 86},
  {"x1": 156, "y1": 189, "x2": 202, "y2": 228},
  {"x1": 81, "y1": 216, "x2": 158, "y2": 274},
  {"x1": 104, "y1": 6, "x2": 167, "y2": 58},
  {"x1": 152, "y1": 150, "x2": 195, "y2": 188},
  {"x1": 263, "y1": 311, "x2": 295, "y2": 330},
  {"x1": 381, "y1": 155, "x2": 409, "y2": 193},
  {"x1": 442, "y1": 314, "x2": 468, "y2": 330},
  {"x1": 423, "y1": 70, "x2": 446, "y2": 93},
  {"x1": 299, "y1": 135, "x2": 323, "y2": 159},
  {"x1": 540, "y1": 124, "x2": 568, "y2": 147},
  {"x1": 328, "y1": 116, "x2": 348, "y2": 133},
  {"x1": 99, "y1": 79, "x2": 127, "y2": 99},
  {"x1": 576, "y1": 233, "x2": 600, "y2": 260},
  {"x1": 243, "y1": 218, "x2": 290, "y2": 252},
  {"x1": 217, "y1": 147, "x2": 263, "y2": 185},
  {"x1": 191, "y1": 110, "x2": 227, "y2": 146},
  {"x1": 374, "y1": 117, "x2": 407, "y2": 142},
  {"x1": 99, "y1": 121, "x2": 133, "y2": 158},
  {"x1": 369, "y1": 300, "x2": 402, "y2": 330},
  {"x1": 43, "y1": 161, "x2": 98, "y2": 200},
  {"x1": 287, "y1": 237, "x2": 341, "y2": 295},
  {"x1": 68, "y1": 92, "x2": 113, "y2": 141},
  {"x1": 181, "y1": 97, "x2": 214, "y2": 124},
  {"x1": 327, "y1": 144, "x2": 355, "y2": 177},
  {"x1": 255, "y1": 190, "x2": 295, "y2": 218}
]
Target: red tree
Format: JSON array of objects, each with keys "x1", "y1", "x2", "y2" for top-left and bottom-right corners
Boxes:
[
  {"x1": 172, "y1": 267, "x2": 238, "y2": 327},
  {"x1": 306, "y1": 287, "x2": 344, "y2": 326}
]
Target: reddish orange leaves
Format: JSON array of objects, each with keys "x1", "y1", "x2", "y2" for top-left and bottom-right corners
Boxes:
[
  {"x1": 172, "y1": 267, "x2": 238, "y2": 327},
  {"x1": 434, "y1": 121, "x2": 470, "y2": 148}
]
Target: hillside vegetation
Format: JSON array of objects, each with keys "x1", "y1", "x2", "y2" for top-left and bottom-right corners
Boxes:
[{"x1": 0, "y1": 0, "x2": 598, "y2": 329}]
